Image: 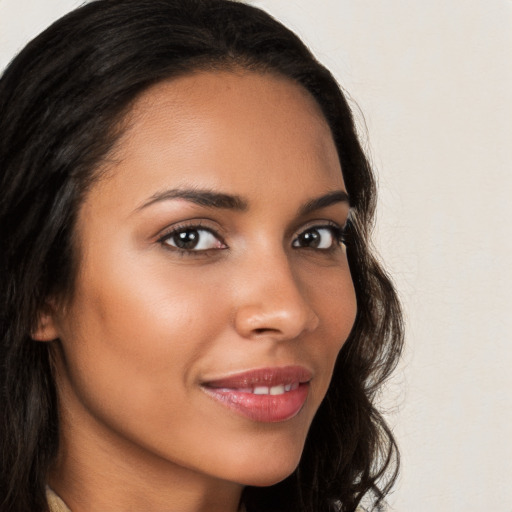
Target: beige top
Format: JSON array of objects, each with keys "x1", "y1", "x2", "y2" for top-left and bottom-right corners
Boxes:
[
  {"x1": 46, "y1": 487, "x2": 366, "y2": 511},
  {"x1": 46, "y1": 488, "x2": 72, "y2": 512}
]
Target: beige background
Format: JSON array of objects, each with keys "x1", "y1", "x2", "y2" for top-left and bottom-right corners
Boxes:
[{"x1": 1, "y1": 1, "x2": 511, "y2": 510}]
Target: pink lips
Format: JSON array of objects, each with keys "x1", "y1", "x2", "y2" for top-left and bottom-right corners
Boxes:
[{"x1": 201, "y1": 366, "x2": 312, "y2": 423}]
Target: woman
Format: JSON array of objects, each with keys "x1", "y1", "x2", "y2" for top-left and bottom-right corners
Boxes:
[{"x1": 0, "y1": 1, "x2": 403, "y2": 511}]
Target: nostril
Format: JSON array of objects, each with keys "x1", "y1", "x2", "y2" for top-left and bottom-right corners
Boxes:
[{"x1": 253, "y1": 327, "x2": 278, "y2": 335}]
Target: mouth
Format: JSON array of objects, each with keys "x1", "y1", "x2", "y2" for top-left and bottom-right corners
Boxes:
[{"x1": 201, "y1": 366, "x2": 312, "y2": 423}]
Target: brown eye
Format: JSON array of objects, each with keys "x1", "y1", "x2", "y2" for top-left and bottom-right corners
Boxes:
[
  {"x1": 162, "y1": 227, "x2": 225, "y2": 251},
  {"x1": 292, "y1": 226, "x2": 340, "y2": 250}
]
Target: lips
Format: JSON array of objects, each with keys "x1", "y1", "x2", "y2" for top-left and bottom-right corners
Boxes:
[{"x1": 201, "y1": 366, "x2": 312, "y2": 423}]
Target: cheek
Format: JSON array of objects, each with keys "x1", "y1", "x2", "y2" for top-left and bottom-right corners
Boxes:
[
  {"x1": 56, "y1": 258, "x2": 229, "y2": 414},
  {"x1": 301, "y1": 263, "x2": 357, "y2": 401},
  {"x1": 311, "y1": 261, "x2": 357, "y2": 338}
]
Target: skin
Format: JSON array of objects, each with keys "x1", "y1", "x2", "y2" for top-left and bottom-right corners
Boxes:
[{"x1": 36, "y1": 71, "x2": 357, "y2": 512}]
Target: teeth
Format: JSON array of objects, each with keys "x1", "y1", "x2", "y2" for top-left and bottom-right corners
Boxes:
[
  {"x1": 270, "y1": 385, "x2": 285, "y2": 395},
  {"x1": 210, "y1": 383, "x2": 302, "y2": 396},
  {"x1": 250, "y1": 384, "x2": 297, "y2": 395}
]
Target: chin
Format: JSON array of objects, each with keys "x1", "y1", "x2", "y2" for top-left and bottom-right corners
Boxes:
[
  {"x1": 241, "y1": 469, "x2": 297, "y2": 488},
  {"x1": 227, "y1": 448, "x2": 303, "y2": 488},
  {"x1": 207, "y1": 410, "x2": 314, "y2": 488}
]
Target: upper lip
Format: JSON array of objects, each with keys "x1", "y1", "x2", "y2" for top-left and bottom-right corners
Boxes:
[{"x1": 202, "y1": 365, "x2": 313, "y2": 389}]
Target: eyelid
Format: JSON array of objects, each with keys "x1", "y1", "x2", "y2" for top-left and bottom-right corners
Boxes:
[
  {"x1": 292, "y1": 220, "x2": 348, "y2": 249},
  {"x1": 294, "y1": 219, "x2": 347, "y2": 237},
  {"x1": 156, "y1": 220, "x2": 227, "y2": 252},
  {"x1": 154, "y1": 217, "x2": 348, "y2": 255}
]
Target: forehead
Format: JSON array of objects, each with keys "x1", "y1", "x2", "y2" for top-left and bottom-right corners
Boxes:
[
  {"x1": 128, "y1": 69, "x2": 329, "y2": 137},
  {"x1": 92, "y1": 70, "x2": 345, "y2": 211}
]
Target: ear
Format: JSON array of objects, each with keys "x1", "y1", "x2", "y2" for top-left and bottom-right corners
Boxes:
[{"x1": 31, "y1": 304, "x2": 60, "y2": 342}]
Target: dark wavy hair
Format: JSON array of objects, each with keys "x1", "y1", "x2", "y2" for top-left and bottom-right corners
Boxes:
[{"x1": 0, "y1": 1, "x2": 403, "y2": 511}]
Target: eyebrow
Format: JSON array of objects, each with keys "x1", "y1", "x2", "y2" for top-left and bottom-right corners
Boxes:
[
  {"x1": 137, "y1": 187, "x2": 349, "y2": 214},
  {"x1": 137, "y1": 188, "x2": 248, "y2": 212},
  {"x1": 298, "y1": 190, "x2": 350, "y2": 216}
]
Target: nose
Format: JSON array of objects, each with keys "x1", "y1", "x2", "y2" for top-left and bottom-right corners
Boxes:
[{"x1": 233, "y1": 252, "x2": 320, "y2": 341}]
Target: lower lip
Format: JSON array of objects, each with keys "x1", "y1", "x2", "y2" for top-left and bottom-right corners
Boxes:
[{"x1": 202, "y1": 384, "x2": 309, "y2": 423}]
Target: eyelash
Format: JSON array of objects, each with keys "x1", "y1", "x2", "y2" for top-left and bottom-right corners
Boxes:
[
  {"x1": 157, "y1": 221, "x2": 226, "y2": 256},
  {"x1": 301, "y1": 223, "x2": 346, "y2": 251},
  {"x1": 157, "y1": 221, "x2": 347, "y2": 256}
]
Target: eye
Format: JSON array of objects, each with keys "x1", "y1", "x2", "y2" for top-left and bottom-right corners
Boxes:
[
  {"x1": 292, "y1": 225, "x2": 345, "y2": 250},
  {"x1": 160, "y1": 226, "x2": 226, "y2": 252}
]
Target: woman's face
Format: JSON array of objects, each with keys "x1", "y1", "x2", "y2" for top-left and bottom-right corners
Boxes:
[{"x1": 48, "y1": 71, "x2": 357, "y2": 492}]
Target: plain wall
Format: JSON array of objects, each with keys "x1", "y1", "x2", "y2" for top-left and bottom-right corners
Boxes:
[{"x1": 1, "y1": 1, "x2": 511, "y2": 511}]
